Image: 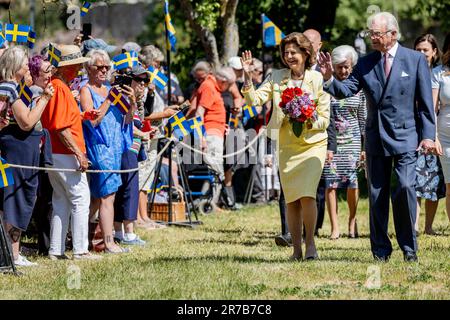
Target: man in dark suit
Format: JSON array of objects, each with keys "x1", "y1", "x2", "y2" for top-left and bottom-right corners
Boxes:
[{"x1": 318, "y1": 12, "x2": 436, "y2": 262}]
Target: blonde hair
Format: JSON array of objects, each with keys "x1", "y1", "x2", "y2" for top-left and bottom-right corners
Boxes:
[{"x1": 0, "y1": 46, "x2": 28, "y2": 81}]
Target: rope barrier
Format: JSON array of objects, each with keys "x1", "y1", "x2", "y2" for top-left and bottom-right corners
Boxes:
[
  {"x1": 7, "y1": 139, "x2": 173, "y2": 173},
  {"x1": 7, "y1": 128, "x2": 267, "y2": 173},
  {"x1": 176, "y1": 128, "x2": 267, "y2": 159}
]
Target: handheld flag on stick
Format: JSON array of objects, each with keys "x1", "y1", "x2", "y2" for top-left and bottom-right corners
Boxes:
[
  {"x1": 112, "y1": 51, "x2": 139, "y2": 71},
  {"x1": 0, "y1": 157, "x2": 14, "y2": 188},
  {"x1": 242, "y1": 104, "x2": 257, "y2": 124},
  {"x1": 228, "y1": 113, "x2": 239, "y2": 129},
  {"x1": 262, "y1": 14, "x2": 285, "y2": 47},
  {"x1": 27, "y1": 30, "x2": 36, "y2": 49},
  {"x1": 5, "y1": 24, "x2": 30, "y2": 43},
  {"x1": 48, "y1": 44, "x2": 61, "y2": 67},
  {"x1": 164, "y1": 0, "x2": 177, "y2": 52},
  {"x1": 80, "y1": 2, "x2": 91, "y2": 17},
  {"x1": 147, "y1": 66, "x2": 168, "y2": 90},
  {"x1": 16, "y1": 78, "x2": 33, "y2": 107},
  {"x1": 166, "y1": 110, "x2": 190, "y2": 140},
  {"x1": 189, "y1": 116, "x2": 206, "y2": 139},
  {"x1": 108, "y1": 87, "x2": 131, "y2": 115}
]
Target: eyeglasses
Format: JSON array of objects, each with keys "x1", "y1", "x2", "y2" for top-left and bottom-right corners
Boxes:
[
  {"x1": 93, "y1": 65, "x2": 111, "y2": 71},
  {"x1": 133, "y1": 77, "x2": 150, "y2": 84},
  {"x1": 363, "y1": 30, "x2": 392, "y2": 38}
]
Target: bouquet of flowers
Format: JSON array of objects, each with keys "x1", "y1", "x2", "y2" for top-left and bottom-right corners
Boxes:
[{"x1": 279, "y1": 87, "x2": 318, "y2": 137}]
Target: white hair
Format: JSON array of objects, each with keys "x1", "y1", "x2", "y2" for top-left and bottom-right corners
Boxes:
[
  {"x1": 191, "y1": 61, "x2": 212, "y2": 74},
  {"x1": 0, "y1": 46, "x2": 28, "y2": 81},
  {"x1": 85, "y1": 49, "x2": 111, "y2": 68},
  {"x1": 215, "y1": 66, "x2": 236, "y2": 83},
  {"x1": 140, "y1": 45, "x2": 164, "y2": 66},
  {"x1": 331, "y1": 45, "x2": 359, "y2": 66},
  {"x1": 368, "y1": 11, "x2": 402, "y2": 40}
]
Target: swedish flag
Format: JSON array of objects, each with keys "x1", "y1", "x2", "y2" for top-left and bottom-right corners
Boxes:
[
  {"x1": 80, "y1": 2, "x2": 91, "y2": 17},
  {"x1": 262, "y1": 14, "x2": 285, "y2": 47},
  {"x1": 164, "y1": 0, "x2": 177, "y2": 52},
  {"x1": 5, "y1": 24, "x2": 30, "y2": 43},
  {"x1": 243, "y1": 104, "x2": 257, "y2": 124},
  {"x1": 168, "y1": 110, "x2": 190, "y2": 140},
  {"x1": 108, "y1": 87, "x2": 131, "y2": 115},
  {"x1": 112, "y1": 51, "x2": 139, "y2": 71},
  {"x1": 147, "y1": 66, "x2": 168, "y2": 90},
  {"x1": 0, "y1": 157, "x2": 14, "y2": 188},
  {"x1": 17, "y1": 79, "x2": 33, "y2": 107},
  {"x1": 189, "y1": 116, "x2": 206, "y2": 139},
  {"x1": 48, "y1": 44, "x2": 61, "y2": 67},
  {"x1": 228, "y1": 113, "x2": 239, "y2": 129},
  {"x1": 27, "y1": 30, "x2": 36, "y2": 49},
  {"x1": 0, "y1": 32, "x2": 5, "y2": 48}
]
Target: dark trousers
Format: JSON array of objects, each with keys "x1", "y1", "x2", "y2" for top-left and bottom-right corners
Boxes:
[
  {"x1": 278, "y1": 187, "x2": 288, "y2": 235},
  {"x1": 366, "y1": 152, "x2": 418, "y2": 257},
  {"x1": 31, "y1": 172, "x2": 53, "y2": 256}
]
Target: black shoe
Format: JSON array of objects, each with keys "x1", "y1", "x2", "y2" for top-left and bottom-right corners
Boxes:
[
  {"x1": 275, "y1": 233, "x2": 292, "y2": 247},
  {"x1": 403, "y1": 252, "x2": 418, "y2": 262},
  {"x1": 373, "y1": 254, "x2": 390, "y2": 262}
]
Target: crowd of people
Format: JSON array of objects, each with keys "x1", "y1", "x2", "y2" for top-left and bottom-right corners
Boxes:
[{"x1": 0, "y1": 10, "x2": 449, "y2": 267}]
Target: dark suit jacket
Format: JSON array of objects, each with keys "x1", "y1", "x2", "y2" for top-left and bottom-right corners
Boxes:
[
  {"x1": 325, "y1": 44, "x2": 435, "y2": 156},
  {"x1": 327, "y1": 107, "x2": 337, "y2": 153}
]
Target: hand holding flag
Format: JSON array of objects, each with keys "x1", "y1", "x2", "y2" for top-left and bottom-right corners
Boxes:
[{"x1": 16, "y1": 78, "x2": 33, "y2": 107}]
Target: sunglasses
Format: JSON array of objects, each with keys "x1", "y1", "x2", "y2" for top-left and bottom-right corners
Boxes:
[
  {"x1": 93, "y1": 65, "x2": 111, "y2": 71},
  {"x1": 133, "y1": 76, "x2": 151, "y2": 84}
]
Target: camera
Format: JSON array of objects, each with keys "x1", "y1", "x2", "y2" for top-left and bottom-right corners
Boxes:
[{"x1": 113, "y1": 74, "x2": 133, "y2": 88}]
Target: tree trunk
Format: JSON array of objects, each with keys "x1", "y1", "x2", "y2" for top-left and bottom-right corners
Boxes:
[
  {"x1": 220, "y1": 0, "x2": 239, "y2": 65},
  {"x1": 179, "y1": 0, "x2": 221, "y2": 69}
]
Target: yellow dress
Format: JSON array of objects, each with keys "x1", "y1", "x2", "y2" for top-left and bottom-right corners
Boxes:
[{"x1": 242, "y1": 69, "x2": 330, "y2": 203}]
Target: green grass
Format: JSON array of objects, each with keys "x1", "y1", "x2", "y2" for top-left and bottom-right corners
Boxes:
[{"x1": 1, "y1": 198, "x2": 449, "y2": 299}]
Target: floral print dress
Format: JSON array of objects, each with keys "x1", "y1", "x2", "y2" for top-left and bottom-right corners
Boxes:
[{"x1": 321, "y1": 92, "x2": 366, "y2": 189}]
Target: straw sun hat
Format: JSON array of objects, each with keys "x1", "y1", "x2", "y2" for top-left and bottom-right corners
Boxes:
[{"x1": 57, "y1": 44, "x2": 90, "y2": 67}]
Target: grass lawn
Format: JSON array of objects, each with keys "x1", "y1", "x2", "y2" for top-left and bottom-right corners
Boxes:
[{"x1": 0, "y1": 198, "x2": 449, "y2": 300}]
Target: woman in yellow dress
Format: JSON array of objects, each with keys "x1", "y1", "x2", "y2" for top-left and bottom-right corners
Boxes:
[{"x1": 241, "y1": 32, "x2": 330, "y2": 260}]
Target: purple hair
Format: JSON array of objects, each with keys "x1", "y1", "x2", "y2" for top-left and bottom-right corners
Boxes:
[{"x1": 29, "y1": 55, "x2": 46, "y2": 82}]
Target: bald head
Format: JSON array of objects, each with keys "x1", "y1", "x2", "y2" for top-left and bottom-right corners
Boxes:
[{"x1": 303, "y1": 29, "x2": 322, "y2": 54}]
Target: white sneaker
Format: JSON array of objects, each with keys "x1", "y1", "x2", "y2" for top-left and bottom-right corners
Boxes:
[
  {"x1": 73, "y1": 252, "x2": 103, "y2": 260},
  {"x1": 14, "y1": 254, "x2": 38, "y2": 267}
]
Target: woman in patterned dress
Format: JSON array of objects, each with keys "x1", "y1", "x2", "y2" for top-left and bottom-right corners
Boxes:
[
  {"x1": 413, "y1": 34, "x2": 443, "y2": 235},
  {"x1": 321, "y1": 45, "x2": 367, "y2": 239}
]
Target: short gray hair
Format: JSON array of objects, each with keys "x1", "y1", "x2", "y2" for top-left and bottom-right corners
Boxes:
[
  {"x1": 84, "y1": 49, "x2": 111, "y2": 69},
  {"x1": 191, "y1": 60, "x2": 212, "y2": 74},
  {"x1": 331, "y1": 45, "x2": 358, "y2": 66},
  {"x1": 215, "y1": 67, "x2": 236, "y2": 83},
  {"x1": 368, "y1": 11, "x2": 401, "y2": 40},
  {"x1": 140, "y1": 45, "x2": 164, "y2": 66},
  {"x1": 0, "y1": 46, "x2": 28, "y2": 81}
]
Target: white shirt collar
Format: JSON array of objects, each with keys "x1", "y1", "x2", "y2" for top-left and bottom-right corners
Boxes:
[{"x1": 385, "y1": 41, "x2": 399, "y2": 58}]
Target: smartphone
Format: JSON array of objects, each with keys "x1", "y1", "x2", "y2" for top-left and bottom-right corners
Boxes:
[
  {"x1": 113, "y1": 74, "x2": 133, "y2": 88},
  {"x1": 81, "y1": 23, "x2": 92, "y2": 42}
]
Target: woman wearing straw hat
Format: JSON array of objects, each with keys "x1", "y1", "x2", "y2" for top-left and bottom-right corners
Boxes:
[{"x1": 41, "y1": 44, "x2": 102, "y2": 260}]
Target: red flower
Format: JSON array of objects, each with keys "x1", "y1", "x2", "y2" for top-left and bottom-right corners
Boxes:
[
  {"x1": 293, "y1": 87, "x2": 303, "y2": 96},
  {"x1": 302, "y1": 106, "x2": 315, "y2": 118},
  {"x1": 280, "y1": 87, "x2": 295, "y2": 107}
]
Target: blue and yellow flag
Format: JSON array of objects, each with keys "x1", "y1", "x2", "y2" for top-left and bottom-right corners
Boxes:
[
  {"x1": 262, "y1": 14, "x2": 285, "y2": 47},
  {"x1": 108, "y1": 87, "x2": 131, "y2": 115},
  {"x1": 189, "y1": 116, "x2": 206, "y2": 139},
  {"x1": 0, "y1": 32, "x2": 5, "y2": 48},
  {"x1": 5, "y1": 24, "x2": 30, "y2": 43},
  {"x1": 164, "y1": 0, "x2": 177, "y2": 52},
  {"x1": 0, "y1": 157, "x2": 14, "y2": 188},
  {"x1": 27, "y1": 30, "x2": 36, "y2": 49},
  {"x1": 112, "y1": 51, "x2": 139, "y2": 71},
  {"x1": 167, "y1": 110, "x2": 190, "y2": 140},
  {"x1": 48, "y1": 44, "x2": 61, "y2": 67},
  {"x1": 80, "y1": 2, "x2": 91, "y2": 17},
  {"x1": 147, "y1": 66, "x2": 168, "y2": 90},
  {"x1": 16, "y1": 78, "x2": 33, "y2": 107},
  {"x1": 243, "y1": 104, "x2": 257, "y2": 124},
  {"x1": 228, "y1": 113, "x2": 239, "y2": 129}
]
